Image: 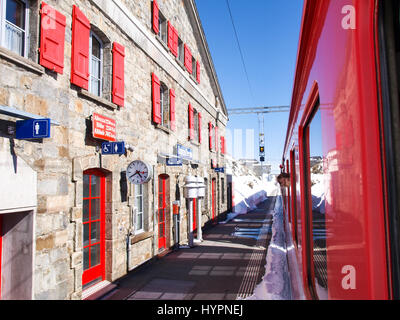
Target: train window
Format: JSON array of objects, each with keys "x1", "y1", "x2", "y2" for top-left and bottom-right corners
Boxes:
[{"x1": 304, "y1": 107, "x2": 328, "y2": 300}]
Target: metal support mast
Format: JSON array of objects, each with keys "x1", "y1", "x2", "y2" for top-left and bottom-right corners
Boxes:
[{"x1": 228, "y1": 106, "x2": 290, "y2": 165}]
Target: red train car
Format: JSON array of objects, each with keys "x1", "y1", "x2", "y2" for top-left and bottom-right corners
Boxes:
[{"x1": 282, "y1": 0, "x2": 400, "y2": 300}]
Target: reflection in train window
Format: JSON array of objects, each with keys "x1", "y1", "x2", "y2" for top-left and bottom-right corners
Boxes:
[{"x1": 307, "y1": 108, "x2": 328, "y2": 299}]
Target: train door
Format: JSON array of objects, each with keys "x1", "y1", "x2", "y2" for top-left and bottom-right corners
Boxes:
[
  {"x1": 82, "y1": 170, "x2": 106, "y2": 289},
  {"x1": 378, "y1": 0, "x2": 400, "y2": 299},
  {"x1": 299, "y1": 83, "x2": 328, "y2": 300}
]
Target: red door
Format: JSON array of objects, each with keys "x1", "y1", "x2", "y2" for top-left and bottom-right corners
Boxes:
[
  {"x1": 158, "y1": 175, "x2": 170, "y2": 250},
  {"x1": 212, "y1": 179, "x2": 216, "y2": 221},
  {"x1": 82, "y1": 170, "x2": 106, "y2": 288},
  {"x1": 193, "y1": 199, "x2": 197, "y2": 231}
]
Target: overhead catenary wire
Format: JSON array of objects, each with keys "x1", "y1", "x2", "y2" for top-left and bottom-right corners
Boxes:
[{"x1": 225, "y1": 0, "x2": 256, "y2": 107}]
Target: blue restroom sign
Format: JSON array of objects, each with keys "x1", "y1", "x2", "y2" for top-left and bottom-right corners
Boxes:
[
  {"x1": 16, "y1": 119, "x2": 51, "y2": 139},
  {"x1": 102, "y1": 141, "x2": 125, "y2": 155}
]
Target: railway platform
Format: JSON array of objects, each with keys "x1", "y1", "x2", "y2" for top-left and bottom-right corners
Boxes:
[{"x1": 98, "y1": 197, "x2": 277, "y2": 300}]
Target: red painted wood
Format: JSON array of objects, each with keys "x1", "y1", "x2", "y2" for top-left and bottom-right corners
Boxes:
[
  {"x1": 152, "y1": 73, "x2": 161, "y2": 125},
  {"x1": 39, "y1": 2, "x2": 66, "y2": 74},
  {"x1": 152, "y1": 0, "x2": 159, "y2": 34},
  {"x1": 170, "y1": 89, "x2": 176, "y2": 131},
  {"x1": 71, "y1": 5, "x2": 90, "y2": 90},
  {"x1": 158, "y1": 176, "x2": 167, "y2": 250},
  {"x1": 112, "y1": 42, "x2": 125, "y2": 107},
  {"x1": 82, "y1": 170, "x2": 106, "y2": 287},
  {"x1": 212, "y1": 179, "x2": 216, "y2": 221},
  {"x1": 188, "y1": 103, "x2": 194, "y2": 140}
]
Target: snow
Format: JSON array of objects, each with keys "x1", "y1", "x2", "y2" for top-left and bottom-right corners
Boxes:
[
  {"x1": 221, "y1": 156, "x2": 280, "y2": 224},
  {"x1": 246, "y1": 194, "x2": 292, "y2": 300},
  {"x1": 311, "y1": 173, "x2": 325, "y2": 214}
]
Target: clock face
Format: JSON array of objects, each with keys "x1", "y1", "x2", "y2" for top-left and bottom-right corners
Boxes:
[{"x1": 126, "y1": 161, "x2": 152, "y2": 185}]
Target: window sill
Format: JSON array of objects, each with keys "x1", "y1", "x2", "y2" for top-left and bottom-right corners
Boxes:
[
  {"x1": 78, "y1": 89, "x2": 118, "y2": 110},
  {"x1": 131, "y1": 231, "x2": 153, "y2": 245},
  {"x1": 155, "y1": 35, "x2": 169, "y2": 52},
  {"x1": 190, "y1": 140, "x2": 201, "y2": 147},
  {"x1": 0, "y1": 46, "x2": 44, "y2": 75},
  {"x1": 156, "y1": 124, "x2": 172, "y2": 134}
]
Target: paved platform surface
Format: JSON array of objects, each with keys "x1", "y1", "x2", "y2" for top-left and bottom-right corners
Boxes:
[{"x1": 102, "y1": 197, "x2": 276, "y2": 300}]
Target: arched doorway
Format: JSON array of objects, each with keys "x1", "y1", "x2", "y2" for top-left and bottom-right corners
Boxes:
[{"x1": 82, "y1": 169, "x2": 106, "y2": 289}]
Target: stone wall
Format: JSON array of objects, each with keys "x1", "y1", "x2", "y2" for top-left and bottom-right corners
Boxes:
[{"x1": 0, "y1": 0, "x2": 228, "y2": 300}]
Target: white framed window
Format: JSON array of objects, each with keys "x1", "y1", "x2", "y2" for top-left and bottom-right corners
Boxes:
[
  {"x1": 89, "y1": 31, "x2": 103, "y2": 97},
  {"x1": 177, "y1": 37, "x2": 184, "y2": 64},
  {"x1": 0, "y1": 0, "x2": 29, "y2": 57},
  {"x1": 160, "y1": 82, "x2": 170, "y2": 128},
  {"x1": 134, "y1": 184, "x2": 144, "y2": 234},
  {"x1": 193, "y1": 108, "x2": 199, "y2": 142},
  {"x1": 192, "y1": 57, "x2": 197, "y2": 79}
]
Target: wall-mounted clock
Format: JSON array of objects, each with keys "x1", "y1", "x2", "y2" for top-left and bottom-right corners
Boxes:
[{"x1": 126, "y1": 160, "x2": 153, "y2": 185}]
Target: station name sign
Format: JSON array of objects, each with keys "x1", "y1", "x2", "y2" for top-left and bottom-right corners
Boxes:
[
  {"x1": 176, "y1": 144, "x2": 193, "y2": 161},
  {"x1": 92, "y1": 113, "x2": 116, "y2": 142}
]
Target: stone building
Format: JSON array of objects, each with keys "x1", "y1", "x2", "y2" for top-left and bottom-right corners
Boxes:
[{"x1": 0, "y1": 0, "x2": 228, "y2": 300}]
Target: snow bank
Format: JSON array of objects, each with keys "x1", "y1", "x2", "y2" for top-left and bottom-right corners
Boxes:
[
  {"x1": 246, "y1": 195, "x2": 292, "y2": 300},
  {"x1": 220, "y1": 156, "x2": 280, "y2": 223}
]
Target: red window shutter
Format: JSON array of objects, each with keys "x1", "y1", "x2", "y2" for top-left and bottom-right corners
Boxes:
[
  {"x1": 209, "y1": 122, "x2": 213, "y2": 150},
  {"x1": 188, "y1": 103, "x2": 194, "y2": 140},
  {"x1": 196, "y1": 61, "x2": 201, "y2": 84},
  {"x1": 152, "y1": 73, "x2": 161, "y2": 124},
  {"x1": 170, "y1": 89, "x2": 176, "y2": 131},
  {"x1": 167, "y1": 22, "x2": 178, "y2": 57},
  {"x1": 173, "y1": 27, "x2": 179, "y2": 57},
  {"x1": 71, "y1": 5, "x2": 90, "y2": 90},
  {"x1": 39, "y1": 2, "x2": 66, "y2": 74},
  {"x1": 198, "y1": 112, "x2": 202, "y2": 143},
  {"x1": 221, "y1": 137, "x2": 225, "y2": 154},
  {"x1": 112, "y1": 42, "x2": 125, "y2": 107},
  {"x1": 215, "y1": 126, "x2": 219, "y2": 152},
  {"x1": 153, "y1": 0, "x2": 159, "y2": 34},
  {"x1": 184, "y1": 44, "x2": 192, "y2": 74},
  {"x1": 168, "y1": 21, "x2": 173, "y2": 51}
]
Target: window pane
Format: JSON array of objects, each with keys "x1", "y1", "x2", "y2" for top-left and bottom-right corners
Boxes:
[
  {"x1": 91, "y1": 175, "x2": 100, "y2": 197},
  {"x1": 91, "y1": 198, "x2": 100, "y2": 221},
  {"x1": 6, "y1": 0, "x2": 25, "y2": 28},
  {"x1": 308, "y1": 108, "x2": 328, "y2": 299},
  {"x1": 137, "y1": 213, "x2": 143, "y2": 231},
  {"x1": 90, "y1": 244, "x2": 101, "y2": 267},
  {"x1": 91, "y1": 58, "x2": 101, "y2": 79},
  {"x1": 91, "y1": 36, "x2": 101, "y2": 59},
  {"x1": 83, "y1": 223, "x2": 90, "y2": 247},
  {"x1": 136, "y1": 196, "x2": 143, "y2": 213},
  {"x1": 83, "y1": 200, "x2": 90, "y2": 223},
  {"x1": 5, "y1": 21, "x2": 24, "y2": 55},
  {"x1": 83, "y1": 175, "x2": 90, "y2": 198},
  {"x1": 83, "y1": 247, "x2": 90, "y2": 270},
  {"x1": 90, "y1": 221, "x2": 101, "y2": 244}
]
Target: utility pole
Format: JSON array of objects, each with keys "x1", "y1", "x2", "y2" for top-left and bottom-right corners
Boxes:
[{"x1": 228, "y1": 106, "x2": 290, "y2": 171}]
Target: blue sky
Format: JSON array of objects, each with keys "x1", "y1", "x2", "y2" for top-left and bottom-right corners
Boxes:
[{"x1": 195, "y1": 0, "x2": 304, "y2": 173}]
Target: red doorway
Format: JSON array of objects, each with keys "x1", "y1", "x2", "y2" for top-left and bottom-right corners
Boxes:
[
  {"x1": 82, "y1": 170, "x2": 106, "y2": 289},
  {"x1": 158, "y1": 175, "x2": 170, "y2": 250},
  {"x1": 212, "y1": 179, "x2": 216, "y2": 221}
]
